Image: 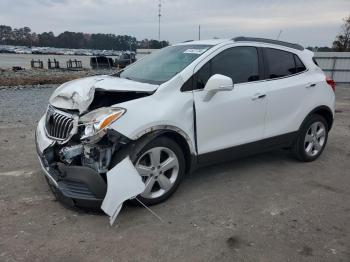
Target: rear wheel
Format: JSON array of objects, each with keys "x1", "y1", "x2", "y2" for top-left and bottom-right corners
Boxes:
[
  {"x1": 291, "y1": 114, "x2": 328, "y2": 162},
  {"x1": 132, "y1": 137, "x2": 186, "y2": 205}
]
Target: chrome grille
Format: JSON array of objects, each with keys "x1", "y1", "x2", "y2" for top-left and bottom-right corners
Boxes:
[{"x1": 45, "y1": 107, "x2": 74, "y2": 140}]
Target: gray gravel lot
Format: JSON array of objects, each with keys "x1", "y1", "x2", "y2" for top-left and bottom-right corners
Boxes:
[
  {"x1": 0, "y1": 84, "x2": 349, "y2": 262},
  {"x1": 0, "y1": 68, "x2": 115, "y2": 86}
]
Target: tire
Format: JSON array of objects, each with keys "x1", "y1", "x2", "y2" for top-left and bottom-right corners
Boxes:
[
  {"x1": 131, "y1": 136, "x2": 186, "y2": 205},
  {"x1": 291, "y1": 114, "x2": 328, "y2": 162}
]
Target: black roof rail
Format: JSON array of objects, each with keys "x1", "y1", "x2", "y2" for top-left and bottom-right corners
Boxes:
[
  {"x1": 232, "y1": 36, "x2": 304, "y2": 51},
  {"x1": 182, "y1": 40, "x2": 194, "y2": 43}
]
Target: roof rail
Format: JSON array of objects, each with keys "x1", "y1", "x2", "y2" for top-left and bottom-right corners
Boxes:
[{"x1": 232, "y1": 36, "x2": 304, "y2": 51}]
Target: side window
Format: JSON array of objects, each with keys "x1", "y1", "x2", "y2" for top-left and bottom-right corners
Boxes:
[
  {"x1": 264, "y1": 48, "x2": 296, "y2": 78},
  {"x1": 180, "y1": 76, "x2": 194, "y2": 92},
  {"x1": 195, "y1": 47, "x2": 259, "y2": 90},
  {"x1": 196, "y1": 62, "x2": 211, "y2": 90},
  {"x1": 294, "y1": 55, "x2": 306, "y2": 73}
]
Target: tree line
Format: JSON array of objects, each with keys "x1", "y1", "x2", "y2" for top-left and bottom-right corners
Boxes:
[
  {"x1": 1, "y1": 15, "x2": 349, "y2": 52},
  {"x1": 0, "y1": 25, "x2": 169, "y2": 50},
  {"x1": 307, "y1": 15, "x2": 350, "y2": 52}
]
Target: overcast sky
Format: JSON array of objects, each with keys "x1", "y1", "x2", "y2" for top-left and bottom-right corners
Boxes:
[{"x1": 0, "y1": 0, "x2": 349, "y2": 46}]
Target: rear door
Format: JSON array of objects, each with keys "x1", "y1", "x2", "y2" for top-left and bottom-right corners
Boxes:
[
  {"x1": 193, "y1": 46, "x2": 269, "y2": 156},
  {"x1": 262, "y1": 48, "x2": 310, "y2": 138}
]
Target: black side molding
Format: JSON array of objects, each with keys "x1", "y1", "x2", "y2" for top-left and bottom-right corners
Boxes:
[
  {"x1": 197, "y1": 132, "x2": 298, "y2": 166},
  {"x1": 233, "y1": 37, "x2": 304, "y2": 51},
  {"x1": 300, "y1": 105, "x2": 334, "y2": 131}
]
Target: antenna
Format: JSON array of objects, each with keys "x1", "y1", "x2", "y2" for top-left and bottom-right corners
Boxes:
[
  {"x1": 276, "y1": 30, "x2": 282, "y2": 40},
  {"x1": 158, "y1": 0, "x2": 162, "y2": 42},
  {"x1": 198, "y1": 25, "x2": 201, "y2": 40}
]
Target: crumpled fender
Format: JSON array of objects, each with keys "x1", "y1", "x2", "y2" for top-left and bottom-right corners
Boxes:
[{"x1": 101, "y1": 157, "x2": 145, "y2": 226}]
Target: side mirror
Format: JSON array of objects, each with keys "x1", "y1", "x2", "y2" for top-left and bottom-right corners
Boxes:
[{"x1": 203, "y1": 74, "x2": 234, "y2": 101}]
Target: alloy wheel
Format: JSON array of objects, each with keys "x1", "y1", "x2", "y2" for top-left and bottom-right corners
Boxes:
[
  {"x1": 135, "y1": 147, "x2": 179, "y2": 199},
  {"x1": 304, "y1": 121, "x2": 326, "y2": 157}
]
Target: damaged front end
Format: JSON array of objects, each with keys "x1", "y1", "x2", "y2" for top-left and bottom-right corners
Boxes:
[
  {"x1": 37, "y1": 104, "x2": 146, "y2": 226},
  {"x1": 36, "y1": 76, "x2": 157, "y2": 220},
  {"x1": 36, "y1": 104, "x2": 134, "y2": 209}
]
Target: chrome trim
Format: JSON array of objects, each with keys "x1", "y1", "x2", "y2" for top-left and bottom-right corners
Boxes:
[
  {"x1": 44, "y1": 106, "x2": 78, "y2": 144},
  {"x1": 37, "y1": 155, "x2": 59, "y2": 188}
]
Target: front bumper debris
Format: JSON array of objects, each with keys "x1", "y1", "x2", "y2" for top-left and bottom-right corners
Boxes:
[
  {"x1": 101, "y1": 157, "x2": 145, "y2": 225},
  {"x1": 36, "y1": 114, "x2": 146, "y2": 224},
  {"x1": 36, "y1": 143, "x2": 107, "y2": 208},
  {"x1": 36, "y1": 115, "x2": 107, "y2": 208}
]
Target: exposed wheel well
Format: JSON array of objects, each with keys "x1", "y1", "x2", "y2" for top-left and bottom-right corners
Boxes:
[
  {"x1": 311, "y1": 106, "x2": 334, "y2": 131},
  {"x1": 111, "y1": 130, "x2": 193, "y2": 173},
  {"x1": 156, "y1": 131, "x2": 193, "y2": 174}
]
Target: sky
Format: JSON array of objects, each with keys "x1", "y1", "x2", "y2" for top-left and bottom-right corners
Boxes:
[{"x1": 0, "y1": 0, "x2": 349, "y2": 47}]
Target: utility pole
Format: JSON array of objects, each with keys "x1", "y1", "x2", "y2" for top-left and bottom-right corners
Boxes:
[
  {"x1": 158, "y1": 0, "x2": 161, "y2": 42},
  {"x1": 198, "y1": 25, "x2": 201, "y2": 40}
]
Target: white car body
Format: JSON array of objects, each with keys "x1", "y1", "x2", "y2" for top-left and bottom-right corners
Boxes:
[{"x1": 36, "y1": 37, "x2": 335, "y2": 222}]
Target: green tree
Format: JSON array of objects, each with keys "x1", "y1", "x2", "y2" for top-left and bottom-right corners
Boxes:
[
  {"x1": 0, "y1": 24, "x2": 170, "y2": 50},
  {"x1": 37, "y1": 32, "x2": 56, "y2": 47},
  {"x1": 0, "y1": 25, "x2": 12, "y2": 43},
  {"x1": 56, "y1": 31, "x2": 87, "y2": 49},
  {"x1": 333, "y1": 15, "x2": 350, "y2": 51}
]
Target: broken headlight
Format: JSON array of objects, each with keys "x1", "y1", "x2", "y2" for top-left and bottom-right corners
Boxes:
[{"x1": 79, "y1": 107, "x2": 126, "y2": 142}]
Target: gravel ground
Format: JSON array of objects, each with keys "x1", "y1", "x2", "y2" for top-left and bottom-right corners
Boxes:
[
  {"x1": 0, "y1": 68, "x2": 116, "y2": 86},
  {"x1": 0, "y1": 84, "x2": 349, "y2": 262}
]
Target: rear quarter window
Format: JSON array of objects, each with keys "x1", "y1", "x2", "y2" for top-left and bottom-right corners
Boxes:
[
  {"x1": 264, "y1": 48, "x2": 306, "y2": 79},
  {"x1": 264, "y1": 48, "x2": 296, "y2": 78},
  {"x1": 294, "y1": 55, "x2": 307, "y2": 73}
]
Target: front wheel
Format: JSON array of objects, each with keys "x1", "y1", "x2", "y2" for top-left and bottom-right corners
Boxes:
[
  {"x1": 132, "y1": 137, "x2": 186, "y2": 205},
  {"x1": 291, "y1": 114, "x2": 329, "y2": 162}
]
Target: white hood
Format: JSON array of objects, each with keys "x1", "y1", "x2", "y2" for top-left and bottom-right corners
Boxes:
[{"x1": 49, "y1": 75, "x2": 158, "y2": 113}]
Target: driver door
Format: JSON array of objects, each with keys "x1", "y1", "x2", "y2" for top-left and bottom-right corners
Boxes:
[{"x1": 193, "y1": 46, "x2": 268, "y2": 159}]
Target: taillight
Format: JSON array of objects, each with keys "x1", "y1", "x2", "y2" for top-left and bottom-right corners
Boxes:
[{"x1": 326, "y1": 76, "x2": 336, "y2": 92}]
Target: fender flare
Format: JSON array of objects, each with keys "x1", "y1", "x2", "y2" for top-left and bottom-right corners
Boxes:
[
  {"x1": 110, "y1": 126, "x2": 195, "y2": 170},
  {"x1": 298, "y1": 105, "x2": 334, "y2": 132},
  {"x1": 133, "y1": 125, "x2": 196, "y2": 155}
]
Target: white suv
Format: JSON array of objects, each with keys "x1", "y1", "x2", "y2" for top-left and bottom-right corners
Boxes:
[{"x1": 36, "y1": 37, "x2": 335, "y2": 211}]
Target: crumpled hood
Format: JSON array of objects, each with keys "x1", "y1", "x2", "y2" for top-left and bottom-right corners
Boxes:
[{"x1": 49, "y1": 75, "x2": 158, "y2": 113}]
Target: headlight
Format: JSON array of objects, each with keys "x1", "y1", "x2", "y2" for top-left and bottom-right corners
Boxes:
[{"x1": 79, "y1": 107, "x2": 126, "y2": 141}]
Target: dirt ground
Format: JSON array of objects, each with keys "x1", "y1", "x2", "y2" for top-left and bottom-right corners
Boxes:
[
  {"x1": 0, "y1": 68, "x2": 116, "y2": 87},
  {"x1": 0, "y1": 84, "x2": 349, "y2": 262}
]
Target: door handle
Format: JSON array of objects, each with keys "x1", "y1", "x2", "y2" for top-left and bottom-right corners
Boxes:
[
  {"x1": 306, "y1": 83, "x2": 316, "y2": 88},
  {"x1": 251, "y1": 93, "x2": 266, "y2": 101}
]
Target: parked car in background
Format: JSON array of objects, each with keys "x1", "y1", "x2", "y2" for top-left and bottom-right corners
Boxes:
[
  {"x1": 115, "y1": 51, "x2": 137, "y2": 68},
  {"x1": 90, "y1": 56, "x2": 114, "y2": 69},
  {"x1": 36, "y1": 37, "x2": 335, "y2": 217}
]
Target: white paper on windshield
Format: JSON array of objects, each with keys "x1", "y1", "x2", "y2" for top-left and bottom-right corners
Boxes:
[{"x1": 183, "y1": 48, "x2": 208, "y2": 54}]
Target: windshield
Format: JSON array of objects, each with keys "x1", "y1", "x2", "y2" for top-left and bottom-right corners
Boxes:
[{"x1": 120, "y1": 44, "x2": 213, "y2": 85}]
